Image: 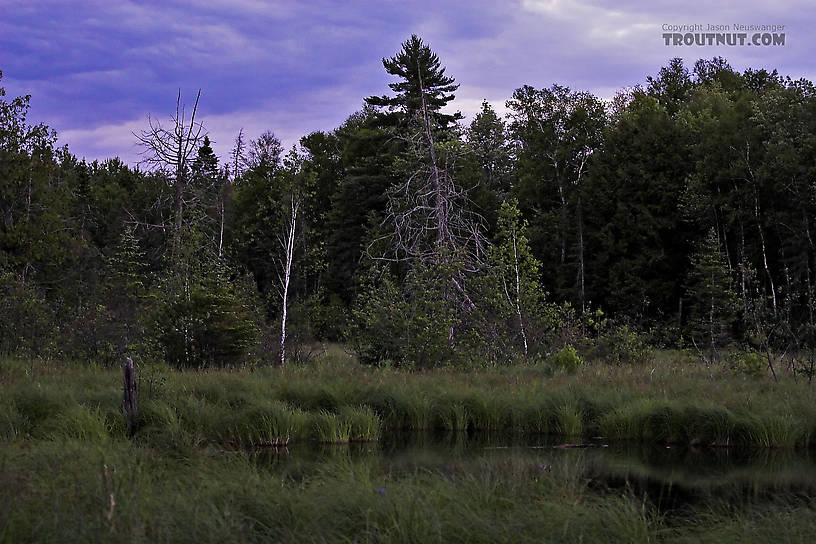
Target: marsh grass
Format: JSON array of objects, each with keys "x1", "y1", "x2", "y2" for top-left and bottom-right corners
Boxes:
[
  {"x1": 3, "y1": 351, "x2": 816, "y2": 544},
  {"x1": 7, "y1": 437, "x2": 814, "y2": 543},
  {"x1": 553, "y1": 401, "x2": 584, "y2": 438},
  {"x1": 2, "y1": 352, "x2": 816, "y2": 451},
  {"x1": 435, "y1": 399, "x2": 470, "y2": 432},
  {"x1": 313, "y1": 410, "x2": 352, "y2": 443},
  {"x1": 340, "y1": 405, "x2": 382, "y2": 442},
  {"x1": 41, "y1": 404, "x2": 111, "y2": 442}
]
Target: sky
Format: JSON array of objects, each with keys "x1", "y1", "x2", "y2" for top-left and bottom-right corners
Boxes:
[{"x1": 1, "y1": 0, "x2": 813, "y2": 166}]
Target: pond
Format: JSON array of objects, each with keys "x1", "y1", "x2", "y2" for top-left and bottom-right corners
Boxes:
[{"x1": 251, "y1": 430, "x2": 816, "y2": 513}]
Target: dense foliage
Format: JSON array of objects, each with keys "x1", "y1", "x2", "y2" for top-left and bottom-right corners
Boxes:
[{"x1": 2, "y1": 39, "x2": 816, "y2": 369}]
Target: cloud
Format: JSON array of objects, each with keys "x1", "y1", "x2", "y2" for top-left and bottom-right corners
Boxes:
[
  {"x1": 2, "y1": 0, "x2": 815, "y2": 164},
  {"x1": 58, "y1": 118, "x2": 146, "y2": 166}
]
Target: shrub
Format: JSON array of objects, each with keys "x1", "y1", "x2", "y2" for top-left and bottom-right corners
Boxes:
[
  {"x1": 549, "y1": 345, "x2": 582, "y2": 373},
  {"x1": 595, "y1": 324, "x2": 653, "y2": 365},
  {"x1": 729, "y1": 350, "x2": 766, "y2": 378},
  {"x1": 151, "y1": 267, "x2": 259, "y2": 369},
  {"x1": 0, "y1": 271, "x2": 57, "y2": 357},
  {"x1": 351, "y1": 264, "x2": 458, "y2": 368}
]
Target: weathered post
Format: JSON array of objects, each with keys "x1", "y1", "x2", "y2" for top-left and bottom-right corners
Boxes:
[{"x1": 121, "y1": 356, "x2": 138, "y2": 436}]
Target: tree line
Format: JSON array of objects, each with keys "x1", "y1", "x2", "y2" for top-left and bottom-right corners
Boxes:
[{"x1": 2, "y1": 36, "x2": 815, "y2": 370}]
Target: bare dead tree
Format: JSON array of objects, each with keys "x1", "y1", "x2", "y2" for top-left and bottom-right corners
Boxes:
[
  {"x1": 133, "y1": 89, "x2": 206, "y2": 258},
  {"x1": 231, "y1": 128, "x2": 246, "y2": 180},
  {"x1": 214, "y1": 129, "x2": 246, "y2": 258},
  {"x1": 367, "y1": 63, "x2": 489, "y2": 316}
]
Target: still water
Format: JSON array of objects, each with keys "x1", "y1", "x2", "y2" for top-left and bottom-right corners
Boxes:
[{"x1": 250, "y1": 431, "x2": 816, "y2": 511}]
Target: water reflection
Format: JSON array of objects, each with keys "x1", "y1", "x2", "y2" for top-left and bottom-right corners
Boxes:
[{"x1": 248, "y1": 430, "x2": 816, "y2": 509}]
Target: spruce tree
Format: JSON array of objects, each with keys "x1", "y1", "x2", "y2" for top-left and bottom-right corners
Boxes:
[{"x1": 685, "y1": 228, "x2": 738, "y2": 360}]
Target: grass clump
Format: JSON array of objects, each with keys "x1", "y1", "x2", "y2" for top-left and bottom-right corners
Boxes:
[
  {"x1": 40, "y1": 404, "x2": 112, "y2": 443},
  {"x1": 0, "y1": 403, "x2": 27, "y2": 440},
  {"x1": 226, "y1": 401, "x2": 310, "y2": 446},
  {"x1": 435, "y1": 399, "x2": 470, "y2": 432},
  {"x1": 553, "y1": 401, "x2": 584, "y2": 438},
  {"x1": 340, "y1": 405, "x2": 382, "y2": 442},
  {"x1": 313, "y1": 410, "x2": 352, "y2": 443}
]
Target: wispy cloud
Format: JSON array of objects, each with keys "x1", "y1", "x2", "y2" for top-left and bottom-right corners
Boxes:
[{"x1": 2, "y1": 0, "x2": 814, "y2": 164}]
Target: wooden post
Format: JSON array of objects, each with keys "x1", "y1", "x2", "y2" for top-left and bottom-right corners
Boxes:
[{"x1": 121, "y1": 356, "x2": 138, "y2": 436}]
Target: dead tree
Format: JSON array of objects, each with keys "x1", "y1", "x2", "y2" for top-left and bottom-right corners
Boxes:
[
  {"x1": 134, "y1": 89, "x2": 206, "y2": 258},
  {"x1": 221, "y1": 129, "x2": 246, "y2": 258},
  {"x1": 121, "y1": 356, "x2": 138, "y2": 436},
  {"x1": 368, "y1": 63, "x2": 488, "y2": 318}
]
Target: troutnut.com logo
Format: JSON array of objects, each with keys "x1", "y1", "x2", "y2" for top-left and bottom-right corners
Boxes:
[{"x1": 662, "y1": 24, "x2": 786, "y2": 46}]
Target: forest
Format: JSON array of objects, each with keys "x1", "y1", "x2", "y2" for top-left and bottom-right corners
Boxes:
[
  {"x1": 2, "y1": 35, "x2": 815, "y2": 373},
  {"x1": 4, "y1": 35, "x2": 816, "y2": 543}
]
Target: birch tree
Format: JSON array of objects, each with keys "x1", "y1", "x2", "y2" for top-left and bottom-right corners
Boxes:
[
  {"x1": 277, "y1": 191, "x2": 300, "y2": 366},
  {"x1": 274, "y1": 149, "x2": 313, "y2": 365},
  {"x1": 507, "y1": 85, "x2": 605, "y2": 310},
  {"x1": 490, "y1": 199, "x2": 543, "y2": 357}
]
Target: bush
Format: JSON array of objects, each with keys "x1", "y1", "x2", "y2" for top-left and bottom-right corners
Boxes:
[
  {"x1": 0, "y1": 271, "x2": 57, "y2": 357},
  {"x1": 151, "y1": 267, "x2": 259, "y2": 368},
  {"x1": 549, "y1": 345, "x2": 582, "y2": 373},
  {"x1": 729, "y1": 350, "x2": 766, "y2": 378},
  {"x1": 595, "y1": 324, "x2": 653, "y2": 365},
  {"x1": 351, "y1": 264, "x2": 458, "y2": 368},
  {"x1": 307, "y1": 293, "x2": 349, "y2": 342}
]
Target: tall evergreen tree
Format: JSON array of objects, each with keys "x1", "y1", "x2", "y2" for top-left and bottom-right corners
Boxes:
[
  {"x1": 684, "y1": 228, "x2": 738, "y2": 359},
  {"x1": 365, "y1": 34, "x2": 462, "y2": 131}
]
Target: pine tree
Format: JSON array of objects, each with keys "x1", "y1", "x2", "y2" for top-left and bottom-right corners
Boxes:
[
  {"x1": 365, "y1": 34, "x2": 461, "y2": 130},
  {"x1": 685, "y1": 228, "x2": 739, "y2": 360},
  {"x1": 367, "y1": 36, "x2": 488, "y2": 317},
  {"x1": 105, "y1": 225, "x2": 148, "y2": 350}
]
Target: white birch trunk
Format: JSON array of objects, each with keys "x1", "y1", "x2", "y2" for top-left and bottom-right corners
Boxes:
[
  {"x1": 218, "y1": 199, "x2": 225, "y2": 258},
  {"x1": 512, "y1": 229, "x2": 529, "y2": 357},
  {"x1": 279, "y1": 197, "x2": 299, "y2": 366}
]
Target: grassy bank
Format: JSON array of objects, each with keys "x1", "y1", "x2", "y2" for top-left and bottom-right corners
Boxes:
[
  {"x1": 3, "y1": 352, "x2": 816, "y2": 542},
  {"x1": 2, "y1": 350, "x2": 815, "y2": 449}
]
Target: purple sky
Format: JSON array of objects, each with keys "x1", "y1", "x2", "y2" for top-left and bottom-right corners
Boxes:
[{"x1": 2, "y1": 0, "x2": 813, "y2": 165}]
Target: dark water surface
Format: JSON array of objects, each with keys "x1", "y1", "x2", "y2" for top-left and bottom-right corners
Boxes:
[{"x1": 250, "y1": 431, "x2": 816, "y2": 512}]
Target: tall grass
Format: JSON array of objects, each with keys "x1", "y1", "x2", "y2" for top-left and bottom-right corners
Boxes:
[
  {"x1": 3, "y1": 437, "x2": 815, "y2": 543},
  {"x1": 340, "y1": 405, "x2": 382, "y2": 442},
  {"x1": 2, "y1": 353, "x2": 816, "y2": 448},
  {"x1": 313, "y1": 410, "x2": 352, "y2": 443},
  {"x1": 4, "y1": 353, "x2": 816, "y2": 542}
]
